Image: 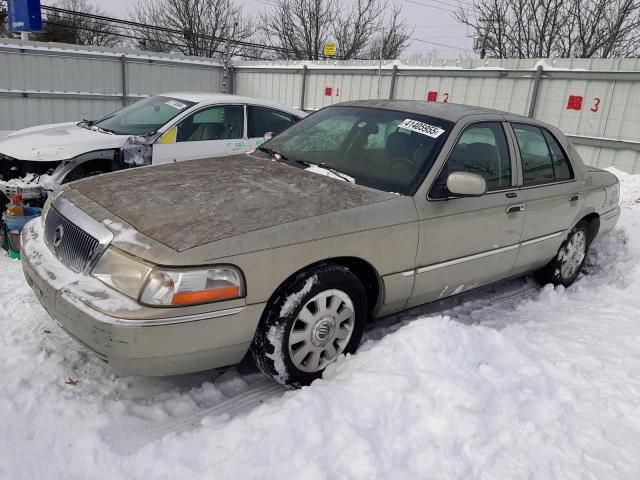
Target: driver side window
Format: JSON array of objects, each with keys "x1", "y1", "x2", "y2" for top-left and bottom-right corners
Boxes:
[
  {"x1": 176, "y1": 105, "x2": 244, "y2": 142},
  {"x1": 432, "y1": 122, "x2": 511, "y2": 197}
]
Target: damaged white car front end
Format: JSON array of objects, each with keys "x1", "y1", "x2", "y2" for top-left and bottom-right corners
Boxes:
[{"x1": 0, "y1": 123, "x2": 158, "y2": 207}]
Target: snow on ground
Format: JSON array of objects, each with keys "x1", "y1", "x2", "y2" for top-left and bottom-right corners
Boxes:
[{"x1": 1, "y1": 170, "x2": 640, "y2": 479}]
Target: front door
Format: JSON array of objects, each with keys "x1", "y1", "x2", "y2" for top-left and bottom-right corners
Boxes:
[
  {"x1": 408, "y1": 121, "x2": 525, "y2": 308},
  {"x1": 153, "y1": 104, "x2": 247, "y2": 165}
]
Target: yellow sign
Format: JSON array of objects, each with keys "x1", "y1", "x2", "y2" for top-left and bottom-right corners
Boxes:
[
  {"x1": 158, "y1": 126, "x2": 177, "y2": 144},
  {"x1": 324, "y1": 42, "x2": 337, "y2": 56}
]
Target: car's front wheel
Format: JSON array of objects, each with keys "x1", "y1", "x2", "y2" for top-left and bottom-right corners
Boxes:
[
  {"x1": 251, "y1": 264, "x2": 367, "y2": 387},
  {"x1": 535, "y1": 221, "x2": 591, "y2": 287}
]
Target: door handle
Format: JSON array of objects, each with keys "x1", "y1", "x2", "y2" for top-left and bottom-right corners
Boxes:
[
  {"x1": 569, "y1": 194, "x2": 580, "y2": 202},
  {"x1": 506, "y1": 203, "x2": 525, "y2": 214}
]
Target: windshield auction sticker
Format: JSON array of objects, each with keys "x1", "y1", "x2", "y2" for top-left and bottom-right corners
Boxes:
[
  {"x1": 165, "y1": 100, "x2": 188, "y2": 110},
  {"x1": 398, "y1": 119, "x2": 445, "y2": 138}
]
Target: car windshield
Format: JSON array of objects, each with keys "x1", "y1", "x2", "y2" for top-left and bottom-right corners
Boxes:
[
  {"x1": 91, "y1": 96, "x2": 196, "y2": 136},
  {"x1": 257, "y1": 106, "x2": 453, "y2": 195}
]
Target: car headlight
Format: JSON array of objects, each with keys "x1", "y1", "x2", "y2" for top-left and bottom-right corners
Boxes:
[
  {"x1": 140, "y1": 266, "x2": 245, "y2": 306},
  {"x1": 91, "y1": 247, "x2": 154, "y2": 299}
]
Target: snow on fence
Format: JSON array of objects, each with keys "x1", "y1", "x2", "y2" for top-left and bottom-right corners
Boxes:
[{"x1": 2, "y1": 38, "x2": 640, "y2": 173}]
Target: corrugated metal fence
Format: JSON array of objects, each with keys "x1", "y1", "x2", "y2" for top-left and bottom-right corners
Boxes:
[
  {"x1": 2, "y1": 38, "x2": 640, "y2": 173},
  {"x1": 234, "y1": 58, "x2": 640, "y2": 173},
  {"x1": 0, "y1": 38, "x2": 224, "y2": 130}
]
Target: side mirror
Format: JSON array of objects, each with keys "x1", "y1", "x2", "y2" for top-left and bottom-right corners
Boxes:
[
  {"x1": 263, "y1": 131, "x2": 274, "y2": 142},
  {"x1": 446, "y1": 171, "x2": 487, "y2": 197}
]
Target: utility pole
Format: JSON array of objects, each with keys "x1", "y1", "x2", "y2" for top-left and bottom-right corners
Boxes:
[
  {"x1": 479, "y1": 17, "x2": 491, "y2": 59},
  {"x1": 377, "y1": 29, "x2": 385, "y2": 99},
  {"x1": 222, "y1": 22, "x2": 237, "y2": 94}
]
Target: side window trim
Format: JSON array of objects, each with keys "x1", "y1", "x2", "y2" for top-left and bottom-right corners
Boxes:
[
  {"x1": 427, "y1": 119, "x2": 516, "y2": 199},
  {"x1": 509, "y1": 122, "x2": 576, "y2": 187}
]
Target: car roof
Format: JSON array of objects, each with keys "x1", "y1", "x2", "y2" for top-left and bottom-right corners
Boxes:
[
  {"x1": 161, "y1": 92, "x2": 306, "y2": 117},
  {"x1": 334, "y1": 99, "x2": 530, "y2": 123}
]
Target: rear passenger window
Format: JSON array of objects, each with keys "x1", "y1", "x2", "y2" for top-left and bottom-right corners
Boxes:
[
  {"x1": 432, "y1": 122, "x2": 511, "y2": 197},
  {"x1": 513, "y1": 124, "x2": 573, "y2": 185},
  {"x1": 248, "y1": 106, "x2": 296, "y2": 138},
  {"x1": 542, "y1": 129, "x2": 573, "y2": 181}
]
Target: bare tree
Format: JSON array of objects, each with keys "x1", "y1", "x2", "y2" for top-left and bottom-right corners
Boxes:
[
  {"x1": 363, "y1": 5, "x2": 413, "y2": 59},
  {"x1": 36, "y1": 0, "x2": 121, "y2": 47},
  {"x1": 457, "y1": 0, "x2": 640, "y2": 58},
  {"x1": 263, "y1": 0, "x2": 412, "y2": 60},
  {"x1": 263, "y1": 0, "x2": 336, "y2": 60},
  {"x1": 333, "y1": 0, "x2": 384, "y2": 59},
  {"x1": 132, "y1": 0, "x2": 257, "y2": 58}
]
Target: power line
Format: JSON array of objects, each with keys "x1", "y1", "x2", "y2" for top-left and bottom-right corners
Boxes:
[
  {"x1": 412, "y1": 36, "x2": 473, "y2": 51},
  {"x1": 404, "y1": 0, "x2": 475, "y2": 13},
  {"x1": 404, "y1": 0, "x2": 453, "y2": 13},
  {"x1": 40, "y1": 19, "x2": 270, "y2": 60}
]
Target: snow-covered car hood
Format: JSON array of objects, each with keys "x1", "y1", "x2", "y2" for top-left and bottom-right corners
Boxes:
[
  {"x1": 0, "y1": 122, "x2": 130, "y2": 162},
  {"x1": 67, "y1": 154, "x2": 396, "y2": 252}
]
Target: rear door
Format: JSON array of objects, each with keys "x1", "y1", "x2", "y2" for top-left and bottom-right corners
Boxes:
[
  {"x1": 152, "y1": 104, "x2": 247, "y2": 165},
  {"x1": 508, "y1": 123, "x2": 580, "y2": 275},
  {"x1": 247, "y1": 105, "x2": 299, "y2": 149},
  {"x1": 408, "y1": 119, "x2": 525, "y2": 308}
]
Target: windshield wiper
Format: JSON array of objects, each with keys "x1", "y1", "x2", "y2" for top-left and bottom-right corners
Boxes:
[
  {"x1": 257, "y1": 145, "x2": 289, "y2": 162},
  {"x1": 96, "y1": 126, "x2": 116, "y2": 134},
  {"x1": 298, "y1": 160, "x2": 354, "y2": 183},
  {"x1": 77, "y1": 119, "x2": 93, "y2": 129}
]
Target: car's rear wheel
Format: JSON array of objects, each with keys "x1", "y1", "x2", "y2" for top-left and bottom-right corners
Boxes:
[
  {"x1": 251, "y1": 264, "x2": 367, "y2": 387},
  {"x1": 535, "y1": 221, "x2": 591, "y2": 287}
]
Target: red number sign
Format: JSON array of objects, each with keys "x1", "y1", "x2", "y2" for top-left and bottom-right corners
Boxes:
[{"x1": 567, "y1": 95, "x2": 583, "y2": 111}]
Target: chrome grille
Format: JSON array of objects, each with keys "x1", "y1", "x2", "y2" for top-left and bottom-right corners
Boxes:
[{"x1": 44, "y1": 207, "x2": 100, "y2": 273}]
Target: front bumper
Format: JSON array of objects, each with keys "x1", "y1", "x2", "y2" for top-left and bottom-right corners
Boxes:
[{"x1": 21, "y1": 219, "x2": 265, "y2": 376}]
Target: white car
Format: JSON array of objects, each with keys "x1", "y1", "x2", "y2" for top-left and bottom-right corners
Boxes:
[{"x1": 0, "y1": 93, "x2": 305, "y2": 206}]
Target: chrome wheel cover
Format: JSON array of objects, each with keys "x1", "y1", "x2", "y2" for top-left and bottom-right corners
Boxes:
[
  {"x1": 287, "y1": 289, "x2": 355, "y2": 373},
  {"x1": 560, "y1": 230, "x2": 587, "y2": 280}
]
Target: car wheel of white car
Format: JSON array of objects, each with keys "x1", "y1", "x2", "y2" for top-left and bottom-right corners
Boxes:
[
  {"x1": 251, "y1": 264, "x2": 367, "y2": 388},
  {"x1": 535, "y1": 221, "x2": 591, "y2": 287}
]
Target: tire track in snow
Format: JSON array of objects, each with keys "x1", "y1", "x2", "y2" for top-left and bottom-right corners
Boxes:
[{"x1": 101, "y1": 380, "x2": 285, "y2": 455}]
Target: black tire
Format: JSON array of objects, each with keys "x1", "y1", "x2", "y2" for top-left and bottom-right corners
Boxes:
[
  {"x1": 534, "y1": 221, "x2": 591, "y2": 287},
  {"x1": 251, "y1": 264, "x2": 367, "y2": 388}
]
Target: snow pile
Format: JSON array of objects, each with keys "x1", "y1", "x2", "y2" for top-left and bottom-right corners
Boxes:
[
  {"x1": 0, "y1": 172, "x2": 56, "y2": 191},
  {"x1": 0, "y1": 170, "x2": 639, "y2": 479}
]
